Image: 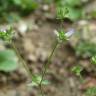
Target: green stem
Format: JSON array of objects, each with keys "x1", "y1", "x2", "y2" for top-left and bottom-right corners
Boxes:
[
  {"x1": 10, "y1": 39, "x2": 58, "y2": 96},
  {"x1": 10, "y1": 41, "x2": 33, "y2": 80},
  {"x1": 39, "y1": 40, "x2": 59, "y2": 96}
]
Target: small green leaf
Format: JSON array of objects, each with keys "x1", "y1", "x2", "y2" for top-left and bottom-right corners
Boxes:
[
  {"x1": 56, "y1": 6, "x2": 69, "y2": 19},
  {"x1": 0, "y1": 49, "x2": 18, "y2": 72},
  {"x1": 28, "y1": 74, "x2": 49, "y2": 87},
  {"x1": 72, "y1": 65, "x2": 83, "y2": 76},
  {"x1": 64, "y1": 7, "x2": 82, "y2": 21},
  {"x1": 0, "y1": 49, "x2": 16, "y2": 59},
  {"x1": 91, "y1": 56, "x2": 96, "y2": 65},
  {"x1": 0, "y1": 60, "x2": 17, "y2": 72},
  {"x1": 28, "y1": 79, "x2": 49, "y2": 87}
]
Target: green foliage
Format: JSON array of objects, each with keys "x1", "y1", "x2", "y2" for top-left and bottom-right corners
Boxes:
[
  {"x1": 64, "y1": 0, "x2": 81, "y2": 7},
  {"x1": 54, "y1": 29, "x2": 73, "y2": 43},
  {"x1": 0, "y1": 0, "x2": 38, "y2": 11},
  {"x1": 72, "y1": 65, "x2": 83, "y2": 76},
  {"x1": 91, "y1": 55, "x2": 96, "y2": 65},
  {"x1": 44, "y1": 0, "x2": 54, "y2": 4},
  {"x1": 64, "y1": 7, "x2": 82, "y2": 21},
  {"x1": 0, "y1": 0, "x2": 38, "y2": 22},
  {"x1": 28, "y1": 75, "x2": 49, "y2": 86},
  {"x1": 85, "y1": 87, "x2": 96, "y2": 96},
  {"x1": 56, "y1": 0, "x2": 83, "y2": 21},
  {"x1": 56, "y1": 6, "x2": 68, "y2": 19},
  {"x1": 0, "y1": 49, "x2": 18, "y2": 72},
  {"x1": 55, "y1": 0, "x2": 81, "y2": 7},
  {"x1": 13, "y1": 0, "x2": 38, "y2": 11},
  {"x1": 0, "y1": 27, "x2": 13, "y2": 41},
  {"x1": 58, "y1": 29, "x2": 68, "y2": 42},
  {"x1": 75, "y1": 42, "x2": 96, "y2": 57}
]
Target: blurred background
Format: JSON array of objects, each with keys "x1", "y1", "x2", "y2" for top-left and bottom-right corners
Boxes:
[{"x1": 0, "y1": 0, "x2": 96, "y2": 96}]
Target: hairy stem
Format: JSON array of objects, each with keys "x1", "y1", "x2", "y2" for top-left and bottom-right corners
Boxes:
[{"x1": 39, "y1": 40, "x2": 59, "y2": 96}]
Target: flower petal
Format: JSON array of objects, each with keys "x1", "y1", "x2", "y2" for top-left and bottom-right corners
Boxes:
[{"x1": 65, "y1": 29, "x2": 75, "y2": 37}]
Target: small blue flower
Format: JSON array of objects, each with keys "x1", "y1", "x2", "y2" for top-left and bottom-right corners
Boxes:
[{"x1": 54, "y1": 29, "x2": 75, "y2": 42}]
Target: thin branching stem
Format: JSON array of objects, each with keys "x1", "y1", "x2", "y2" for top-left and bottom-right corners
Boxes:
[{"x1": 39, "y1": 40, "x2": 59, "y2": 96}]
